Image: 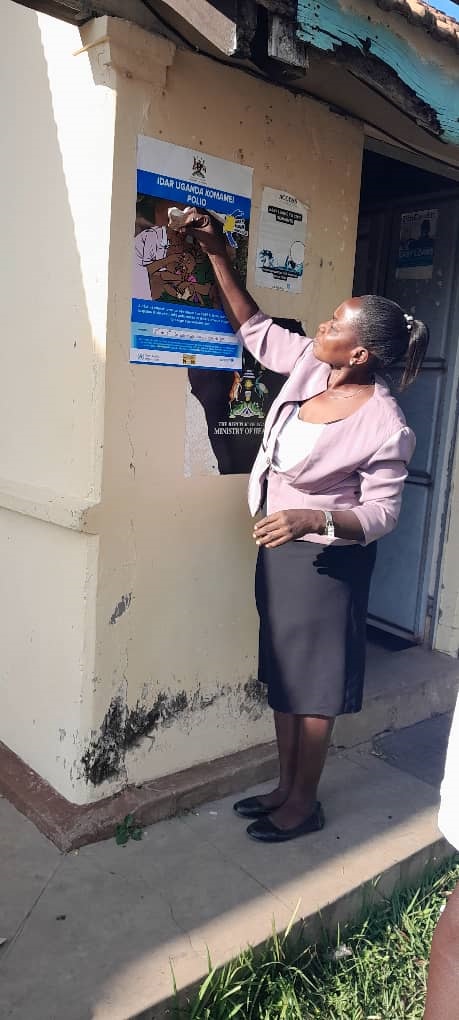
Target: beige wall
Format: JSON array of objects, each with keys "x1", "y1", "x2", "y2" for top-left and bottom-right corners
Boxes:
[
  {"x1": 2, "y1": 10, "x2": 458, "y2": 806},
  {"x1": 1, "y1": 4, "x2": 113, "y2": 498},
  {"x1": 85, "y1": 24, "x2": 364, "y2": 795},
  {"x1": 0, "y1": 5, "x2": 114, "y2": 801},
  {"x1": 0, "y1": 510, "x2": 98, "y2": 797}
]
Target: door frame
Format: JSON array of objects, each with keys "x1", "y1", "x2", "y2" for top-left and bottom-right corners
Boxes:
[{"x1": 357, "y1": 138, "x2": 459, "y2": 645}]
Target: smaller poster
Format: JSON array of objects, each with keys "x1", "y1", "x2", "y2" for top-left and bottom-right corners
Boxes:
[
  {"x1": 255, "y1": 188, "x2": 307, "y2": 293},
  {"x1": 396, "y1": 209, "x2": 438, "y2": 280}
]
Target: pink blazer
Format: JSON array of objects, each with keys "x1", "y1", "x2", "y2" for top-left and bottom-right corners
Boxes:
[{"x1": 238, "y1": 312, "x2": 415, "y2": 546}]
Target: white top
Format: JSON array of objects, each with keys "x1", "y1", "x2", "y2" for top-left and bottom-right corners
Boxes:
[
  {"x1": 439, "y1": 692, "x2": 459, "y2": 850},
  {"x1": 272, "y1": 406, "x2": 325, "y2": 472},
  {"x1": 133, "y1": 226, "x2": 169, "y2": 300}
]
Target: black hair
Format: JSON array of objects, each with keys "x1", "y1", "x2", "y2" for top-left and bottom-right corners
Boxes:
[
  {"x1": 356, "y1": 294, "x2": 429, "y2": 390},
  {"x1": 136, "y1": 195, "x2": 158, "y2": 222}
]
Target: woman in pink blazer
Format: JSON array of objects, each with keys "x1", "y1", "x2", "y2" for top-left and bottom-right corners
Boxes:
[{"x1": 182, "y1": 210, "x2": 429, "y2": 844}]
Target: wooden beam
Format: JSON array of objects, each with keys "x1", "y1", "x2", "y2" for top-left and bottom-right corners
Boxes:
[
  {"x1": 297, "y1": 0, "x2": 459, "y2": 143},
  {"x1": 268, "y1": 13, "x2": 308, "y2": 70}
]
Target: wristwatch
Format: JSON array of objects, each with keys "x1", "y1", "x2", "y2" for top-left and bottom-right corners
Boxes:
[{"x1": 322, "y1": 510, "x2": 335, "y2": 539}]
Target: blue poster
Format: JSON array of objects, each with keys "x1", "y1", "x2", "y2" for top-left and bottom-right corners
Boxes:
[
  {"x1": 396, "y1": 208, "x2": 438, "y2": 280},
  {"x1": 132, "y1": 136, "x2": 253, "y2": 369}
]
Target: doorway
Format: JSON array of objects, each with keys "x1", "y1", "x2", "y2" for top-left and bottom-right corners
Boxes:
[{"x1": 354, "y1": 146, "x2": 459, "y2": 643}]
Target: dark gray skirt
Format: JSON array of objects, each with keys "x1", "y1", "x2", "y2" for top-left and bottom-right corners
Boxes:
[{"x1": 255, "y1": 540, "x2": 377, "y2": 717}]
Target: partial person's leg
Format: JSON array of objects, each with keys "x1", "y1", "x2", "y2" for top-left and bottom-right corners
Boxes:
[
  {"x1": 268, "y1": 714, "x2": 334, "y2": 828},
  {"x1": 255, "y1": 710, "x2": 300, "y2": 809},
  {"x1": 423, "y1": 880, "x2": 459, "y2": 1020}
]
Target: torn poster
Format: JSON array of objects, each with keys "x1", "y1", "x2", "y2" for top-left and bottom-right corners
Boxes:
[{"x1": 184, "y1": 318, "x2": 305, "y2": 476}]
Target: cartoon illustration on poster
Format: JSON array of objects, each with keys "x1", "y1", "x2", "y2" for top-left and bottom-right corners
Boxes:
[
  {"x1": 255, "y1": 188, "x2": 307, "y2": 293},
  {"x1": 184, "y1": 319, "x2": 305, "y2": 477},
  {"x1": 131, "y1": 136, "x2": 252, "y2": 368},
  {"x1": 396, "y1": 209, "x2": 438, "y2": 280}
]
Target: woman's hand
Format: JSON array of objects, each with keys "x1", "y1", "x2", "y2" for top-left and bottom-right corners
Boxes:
[
  {"x1": 178, "y1": 209, "x2": 227, "y2": 257},
  {"x1": 176, "y1": 207, "x2": 259, "y2": 331},
  {"x1": 253, "y1": 510, "x2": 324, "y2": 548}
]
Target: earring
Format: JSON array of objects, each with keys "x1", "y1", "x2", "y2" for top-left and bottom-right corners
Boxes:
[{"x1": 349, "y1": 359, "x2": 355, "y2": 366}]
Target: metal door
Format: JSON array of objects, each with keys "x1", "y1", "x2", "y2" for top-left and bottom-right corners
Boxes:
[{"x1": 354, "y1": 196, "x2": 459, "y2": 639}]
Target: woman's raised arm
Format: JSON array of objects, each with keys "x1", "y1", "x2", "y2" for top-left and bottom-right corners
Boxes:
[{"x1": 180, "y1": 211, "x2": 310, "y2": 373}]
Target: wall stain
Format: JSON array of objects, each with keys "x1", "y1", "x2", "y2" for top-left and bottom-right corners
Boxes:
[
  {"x1": 124, "y1": 690, "x2": 189, "y2": 749},
  {"x1": 109, "y1": 593, "x2": 132, "y2": 625},
  {"x1": 243, "y1": 677, "x2": 267, "y2": 703},
  {"x1": 81, "y1": 677, "x2": 269, "y2": 785},
  {"x1": 81, "y1": 696, "x2": 125, "y2": 785},
  {"x1": 82, "y1": 689, "x2": 191, "y2": 785},
  {"x1": 241, "y1": 677, "x2": 268, "y2": 719}
]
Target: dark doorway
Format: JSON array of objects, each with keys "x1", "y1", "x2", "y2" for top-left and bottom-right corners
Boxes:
[{"x1": 354, "y1": 147, "x2": 459, "y2": 641}]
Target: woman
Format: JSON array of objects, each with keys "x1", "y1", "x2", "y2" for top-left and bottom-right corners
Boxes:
[{"x1": 180, "y1": 209, "x2": 429, "y2": 844}]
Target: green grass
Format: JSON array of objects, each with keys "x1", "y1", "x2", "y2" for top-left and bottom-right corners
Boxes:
[{"x1": 174, "y1": 856, "x2": 459, "y2": 1020}]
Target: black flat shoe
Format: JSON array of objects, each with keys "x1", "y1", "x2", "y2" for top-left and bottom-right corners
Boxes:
[
  {"x1": 233, "y1": 796, "x2": 274, "y2": 819},
  {"x1": 247, "y1": 803, "x2": 325, "y2": 843}
]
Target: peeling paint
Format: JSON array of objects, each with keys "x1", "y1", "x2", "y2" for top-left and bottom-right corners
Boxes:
[
  {"x1": 296, "y1": 0, "x2": 459, "y2": 143},
  {"x1": 109, "y1": 592, "x2": 132, "y2": 625}
]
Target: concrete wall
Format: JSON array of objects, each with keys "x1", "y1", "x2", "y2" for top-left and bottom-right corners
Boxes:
[
  {"x1": 0, "y1": 4, "x2": 115, "y2": 801},
  {"x1": 79, "y1": 19, "x2": 364, "y2": 797},
  {"x1": 12, "y1": 6, "x2": 459, "y2": 806},
  {"x1": 2, "y1": 7, "x2": 458, "y2": 807}
]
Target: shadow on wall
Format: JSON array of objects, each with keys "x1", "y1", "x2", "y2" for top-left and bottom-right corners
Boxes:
[
  {"x1": 0, "y1": 4, "x2": 103, "y2": 800},
  {"x1": 1, "y1": 4, "x2": 100, "y2": 494}
]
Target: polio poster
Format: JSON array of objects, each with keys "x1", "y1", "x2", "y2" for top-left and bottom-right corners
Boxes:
[
  {"x1": 131, "y1": 136, "x2": 252, "y2": 368},
  {"x1": 255, "y1": 188, "x2": 307, "y2": 293},
  {"x1": 396, "y1": 209, "x2": 438, "y2": 280}
]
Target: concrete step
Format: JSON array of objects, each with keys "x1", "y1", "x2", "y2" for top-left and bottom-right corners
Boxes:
[
  {"x1": 333, "y1": 640, "x2": 459, "y2": 748},
  {"x1": 0, "y1": 715, "x2": 453, "y2": 1020}
]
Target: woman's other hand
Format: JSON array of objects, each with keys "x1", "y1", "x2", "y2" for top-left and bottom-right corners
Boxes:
[{"x1": 253, "y1": 510, "x2": 324, "y2": 547}]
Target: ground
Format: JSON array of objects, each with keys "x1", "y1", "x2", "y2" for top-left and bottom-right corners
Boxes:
[{"x1": 0, "y1": 714, "x2": 450, "y2": 1019}]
